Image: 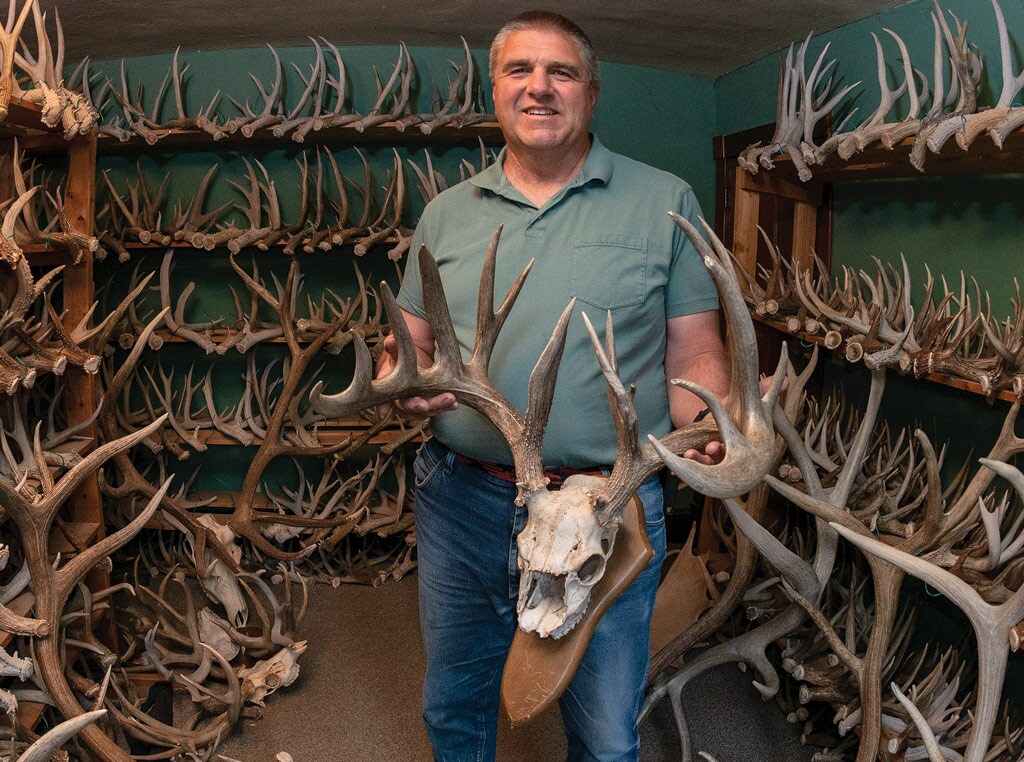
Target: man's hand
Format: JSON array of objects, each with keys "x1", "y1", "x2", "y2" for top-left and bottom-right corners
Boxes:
[
  {"x1": 682, "y1": 440, "x2": 724, "y2": 466},
  {"x1": 374, "y1": 334, "x2": 458, "y2": 421},
  {"x1": 679, "y1": 376, "x2": 784, "y2": 466}
]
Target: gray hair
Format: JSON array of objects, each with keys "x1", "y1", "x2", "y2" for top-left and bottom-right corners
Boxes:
[{"x1": 489, "y1": 11, "x2": 600, "y2": 85}]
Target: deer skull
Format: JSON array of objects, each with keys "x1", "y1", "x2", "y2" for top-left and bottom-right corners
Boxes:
[
  {"x1": 190, "y1": 516, "x2": 247, "y2": 626},
  {"x1": 516, "y1": 475, "x2": 616, "y2": 639},
  {"x1": 238, "y1": 641, "x2": 307, "y2": 706}
]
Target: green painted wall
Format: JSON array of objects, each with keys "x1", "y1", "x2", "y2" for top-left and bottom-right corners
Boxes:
[
  {"x1": 714, "y1": 0, "x2": 1024, "y2": 454},
  {"x1": 88, "y1": 44, "x2": 717, "y2": 220}
]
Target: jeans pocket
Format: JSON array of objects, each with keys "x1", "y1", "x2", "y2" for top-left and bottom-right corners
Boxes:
[
  {"x1": 636, "y1": 474, "x2": 666, "y2": 530},
  {"x1": 413, "y1": 439, "x2": 448, "y2": 490}
]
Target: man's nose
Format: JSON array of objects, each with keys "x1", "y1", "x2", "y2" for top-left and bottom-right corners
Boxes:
[{"x1": 526, "y1": 69, "x2": 552, "y2": 95}]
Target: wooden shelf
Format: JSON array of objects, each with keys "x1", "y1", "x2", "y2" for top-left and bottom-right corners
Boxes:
[
  {"x1": 754, "y1": 314, "x2": 1019, "y2": 403},
  {"x1": 50, "y1": 521, "x2": 102, "y2": 554},
  {"x1": 14, "y1": 700, "x2": 46, "y2": 732},
  {"x1": 95, "y1": 235, "x2": 402, "y2": 253},
  {"x1": 150, "y1": 325, "x2": 380, "y2": 346},
  {"x1": 24, "y1": 248, "x2": 79, "y2": 267},
  {"x1": 124, "y1": 669, "x2": 167, "y2": 695},
  {"x1": 753, "y1": 123, "x2": 1024, "y2": 183},
  {"x1": 90, "y1": 121, "x2": 504, "y2": 154},
  {"x1": 163, "y1": 420, "x2": 421, "y2": 448},
  {"x1": 0, "y1": 101, "x2": 66, "y2": 144},
  {"x1": 144, "y1": 488, "x2": 392, "y2": 519}
]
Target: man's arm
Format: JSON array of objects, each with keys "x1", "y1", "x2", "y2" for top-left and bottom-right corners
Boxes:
[
  {"x1": 374, "y1": 308, "x2": 457, "y2": 420},
  {"x1": 665, "y1": 310, "x2": 729, "y2": 465}
]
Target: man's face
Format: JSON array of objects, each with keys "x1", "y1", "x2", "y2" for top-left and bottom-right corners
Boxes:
[{"x1": 492, "y1": 28, "x2": 599, "y2": 156}]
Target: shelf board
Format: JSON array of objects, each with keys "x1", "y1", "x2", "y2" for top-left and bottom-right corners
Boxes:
[
  {"x1": 50, "y1": 521, "x2": 102, "y2": 554},
  {"x1": 98, "y1": 235, "x2": 402, "y2": 253},
  {"x1": 14, "y1": 701, "x2": 46, "y2": 732},
  {"x1": 163, "y1": 421, "x2": 421, "y2": 448},
  {"x1": 754, "y1": 314, "x2": 1019, "y2": 403},
  {"x1": 144, "y1": 489, "x2": 360, "y2": 515},
  {"x1": 96, "y1": 121, "x2": 505, "y2": 154},
  {"x1": 150, "y1": 325, "x2": 380, "y2": 346},
  {"x1": 757, "y1": 122, "x2": 1024, "y2": 182},
  {"x1": 0, "y1": 101, "x2": 64, "y2": 139},
  {"x1": 23, "y1": 247, "x2": 81, "y2": 267},
  {"x1": 124, "y1": 669, "x2": 168, "y2": 695}
]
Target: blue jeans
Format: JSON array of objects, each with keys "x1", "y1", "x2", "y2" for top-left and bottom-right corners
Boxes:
[{"x1": 414, "y1": 437, "x2": 667, "y2": 762}]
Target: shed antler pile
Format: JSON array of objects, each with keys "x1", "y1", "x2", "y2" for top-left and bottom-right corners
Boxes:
[{"x1": 312, "y1": 216, "x2": 787, "y2": 638}]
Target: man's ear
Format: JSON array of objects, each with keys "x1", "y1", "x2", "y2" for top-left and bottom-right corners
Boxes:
[{"x1": 589, "y1": 81, "x2": 600, "y2": 107}]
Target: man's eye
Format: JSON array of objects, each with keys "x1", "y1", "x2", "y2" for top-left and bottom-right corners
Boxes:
[{"x1": 552, "y1": 70, "x2": 574, "y2": 79}]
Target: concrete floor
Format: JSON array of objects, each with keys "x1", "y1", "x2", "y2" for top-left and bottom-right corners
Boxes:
[{"x1": 215, "y1": 577, "x2": 817, "y2": 762}]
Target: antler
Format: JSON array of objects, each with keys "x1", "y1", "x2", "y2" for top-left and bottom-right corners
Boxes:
[
  {"x1": 313, "y1": 217, "x2": 786, "y2": 638},
  {"x1": 610, "y1": 216, "x2": 785, "y2": 511},
  {"x1": 311, "y1": 226, "x2": 556, "y2": 493}
]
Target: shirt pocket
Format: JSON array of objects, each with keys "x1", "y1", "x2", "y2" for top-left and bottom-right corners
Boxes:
[{"x1": 570, "y1": 234, "x2": 649, "y2": 310}]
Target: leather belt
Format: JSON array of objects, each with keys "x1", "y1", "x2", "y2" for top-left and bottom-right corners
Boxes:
[{"x1": 453, "y1": 452, "x2": 607, "y2": 488}]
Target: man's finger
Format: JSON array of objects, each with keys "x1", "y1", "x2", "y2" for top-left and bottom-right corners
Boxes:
[
  {"x1": 398, "y1": 396, "x2": 430, "y2": 414},
  {"x1": 682, "y1": 448, "x2": 714, "y2": 465},
  {"x1": 435, "y1": 393, "x2": 457, "y2": 411},
  {"x1": 393, "y1": 393, "x2": 458, "y2": 420}
]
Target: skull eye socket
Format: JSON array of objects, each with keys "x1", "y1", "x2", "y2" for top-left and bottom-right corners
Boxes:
[{"x1": 578, "y1": 554, "x2": 606, "y2": 584}]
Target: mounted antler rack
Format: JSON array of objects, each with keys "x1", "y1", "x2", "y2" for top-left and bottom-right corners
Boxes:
[
  {"x1": 730, "y1": 231, "x2": 1024, "y2": 403},
  {"x1": 736, "y1": 1, "x2": 1024, "y2": 180},
  {"x1": 67, "y1": 37, "x2": 499, "y2": 152}
]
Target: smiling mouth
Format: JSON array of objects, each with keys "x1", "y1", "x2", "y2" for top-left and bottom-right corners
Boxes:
[{"x1": 523, "y1": 108, "x2": 557, "y2": 116}]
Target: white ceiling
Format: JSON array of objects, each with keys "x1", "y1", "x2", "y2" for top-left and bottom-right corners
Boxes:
[{"x1": 43, "y1": 0, "x2": 910, "y2": 79}]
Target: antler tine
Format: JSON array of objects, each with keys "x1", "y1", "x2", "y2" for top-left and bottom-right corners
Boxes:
[
  {"x1": 309, "y1": 286, "x2": 417, "y2": 417},
  {"x1": 589, "y1": 215, "x2": 791, "y2": 534},
  {"x1": 311, "y1": 232, "x2": 541, "y2": 470},
  {"x1": 517, "y1": 299, "x2": 576, "y2": 495},
  {"x1": 273, "y1": 40, "x2": 324, "y2": 138},
  {"x1": 800, "y1": 41, "x2": 859, "y2": 152},
  {"x1": 467, "y1": 225, "x2": 533, "y2": 372},
  {"x1": 705, "y1": 218, "x2": 786, "y2": 411},
  {"x1": 651, "y1": 214, "x2": 787, "y2": 499},
  {"x1": 18, "y1": 709, "x2": 108, "y2": 762},
  {"x1": 0, "y1": 0, "x2": 33, "y2": 121},
  {"x1": 410, "y1": 245, "x2": 464, "y2": 367},
  {"x1": 581, "y1": 309, "x2": 640, "y2": 509},
  {"x1": 834, "y1": 520, "x2": 1024, "y2": 762}
]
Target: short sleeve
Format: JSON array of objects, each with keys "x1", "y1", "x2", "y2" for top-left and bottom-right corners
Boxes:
[
  {"x1": 664, "y1": 188, "x2": 719, "y2": 318},
  {"x1": 395, "y1": 202, "x2": 434, "y2": 319}
]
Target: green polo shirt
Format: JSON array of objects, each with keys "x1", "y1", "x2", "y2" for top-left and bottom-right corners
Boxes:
[{"x1": 396, "y1": 136, "x2": 718, "y2": 466}]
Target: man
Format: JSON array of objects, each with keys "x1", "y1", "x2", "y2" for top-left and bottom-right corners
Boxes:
[{"x1": 377, "y1": 11, "x2": 728, "y2": 761}]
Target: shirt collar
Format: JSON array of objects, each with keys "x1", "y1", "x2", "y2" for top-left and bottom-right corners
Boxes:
[{"x1": 469, "y1": 134, "x2": 615, "y2": 193}]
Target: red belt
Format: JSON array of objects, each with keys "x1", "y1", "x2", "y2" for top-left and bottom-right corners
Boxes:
[{"x1": 454, "y1": 452, "x2": 606, "y2": 488}]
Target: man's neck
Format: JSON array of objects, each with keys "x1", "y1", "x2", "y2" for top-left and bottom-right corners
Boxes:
[{"x1": 502, "y1": 140, "x2": 591, "y2": 207}]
